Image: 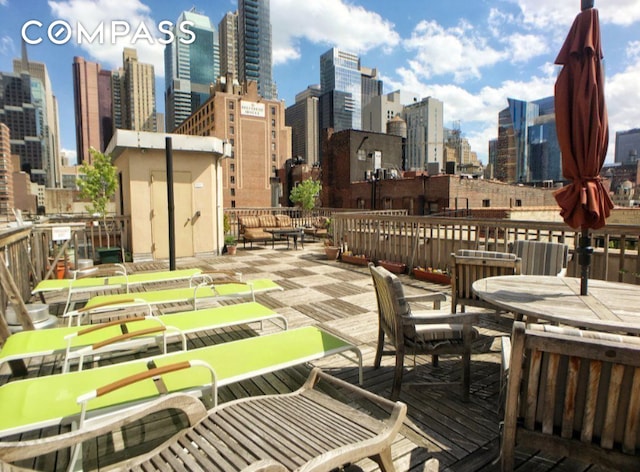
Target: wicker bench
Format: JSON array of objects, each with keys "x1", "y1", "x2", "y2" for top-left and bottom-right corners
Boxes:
[{"x1": 239, "y1": 214, "x2": 294, "y2": 248}]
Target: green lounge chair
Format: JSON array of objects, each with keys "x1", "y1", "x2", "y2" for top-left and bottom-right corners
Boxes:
[
  {"x1": 0, "y1": 301, "x2": 287, "y2": 376},
  {"x1": 0, "y1": 326, "x2": 362, "y2": 438},
  {"x1": 32, "y1": 266, "x2": 210, "y2": 314},
  {"x1": 76, "y1": 279, "x2": 283, "y2": 317}
]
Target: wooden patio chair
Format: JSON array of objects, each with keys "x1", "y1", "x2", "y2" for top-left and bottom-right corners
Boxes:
[
  {"x1": 450, "y1": 250, "x2": 522, "y2": 314},
  {"x1": 0, "y1": 368, "x2": 409, "y2": 472},
  {"x1": 369, "y1": 263, "x2": 478, "y2": 402},
  {"x1": 501, "y1": 322, "x2": 640, "y2": 471},
  {"x1": 509, "y1": 240, "x2": 570, "y2": 276}
]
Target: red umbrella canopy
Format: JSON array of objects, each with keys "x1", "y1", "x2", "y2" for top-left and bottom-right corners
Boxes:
[{"x1": 553, "y1": 7, "x2": 613, "y2": 230}]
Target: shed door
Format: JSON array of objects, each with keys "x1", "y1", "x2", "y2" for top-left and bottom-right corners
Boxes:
[{"x1": 150, "y1": 171, "x2": 193, "y2": 259}]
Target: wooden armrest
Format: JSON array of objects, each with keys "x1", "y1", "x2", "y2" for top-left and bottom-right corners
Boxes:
[
  {"x1": 77, "y1": 298, "x2": 137, "y2": 312},
  {"x1": 0, "y1": 394, "x2": 207, "y2": 464},
  {"x1": 91, "y1": 326, "x2": 166, "y2": 350},
  {"x1": 405, "y1": 292, "x2": 447, "y2": 309},
  {"x1": 75, "y1": 316, "x2": 147, "y2": 336},
  {"x1": 308, "y1": 368, "x2": 403, "y2": 413},
  {"x1": 241, "y1": 460, "x2": 288, "y2": 472},
  {"x1": 94, "y1": 361, "x2": 191, "y2": 399}
]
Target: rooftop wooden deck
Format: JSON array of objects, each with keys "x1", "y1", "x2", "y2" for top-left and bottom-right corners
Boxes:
[{"x1": 2, "y1": 241, "x2": 610, "y2": 471}]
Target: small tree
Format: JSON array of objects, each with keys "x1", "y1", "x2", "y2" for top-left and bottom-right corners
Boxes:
[
  {"x1": 289, "y1": 178, "x2": 321, "y2": 211},
  {"x1": 77, "y1": 148, "x2": 118, "y2": 247}
]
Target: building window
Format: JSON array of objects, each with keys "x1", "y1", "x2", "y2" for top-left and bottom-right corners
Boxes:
[
  {"x1": 230, "y1": 138, "x2": 234, "y2": 146},
  {"x1": 271, "y1": 130, "x2": 276, "y2": 139},
  {"x1": 230, "y1": 163, "x2": 235, "y2": 172},
  {"x1": 271, "y1": 107, "x2": 276, "y2": 115},
  {"x1": 229, "y1": 113, "x2": 234, "y2": 122},
  {"x1": 231, "y1": 200, "x2": 236, "y2": 208},
  {"x1": 229, "y1": 126, "x2": 234, "y2": 135},
  {"x1": 228, "y1": 101, "x2": 234, "y2": 109},
  {"x1": 272, "y1": 154, "x2": 276, "y2": 162},
  {"x1": 271, "y1": 143, "x2": 276, "y2": 151},
  {"x1": 230, "y1": 188, "x2": 235, "y2": 196},
  {"x1": 515, "y1": 199, "x2": 522, "y2": 207},
  {"x1": 482, "y1": 199, "x2": 490, "y2": 207},
  {"x1": 271, "y1": 119, "x2": 276, "y2": 127},
  {"x1": 230, "y1": 176, "x2": 235, "y2": 184},
  {"x1": 357, "y1": 198, "x2": 366, "y2": 209}
]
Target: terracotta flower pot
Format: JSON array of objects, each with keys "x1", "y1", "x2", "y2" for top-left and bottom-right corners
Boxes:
[
  {"x1": 378, "y1": 260, "x2": 407, "y2": 274},
  {"x1": 324, "y1": 246, "x2": 340, "y2": 260},
  {"x1": 412, "y1": 267, "x2": 451, "y2": 285}
]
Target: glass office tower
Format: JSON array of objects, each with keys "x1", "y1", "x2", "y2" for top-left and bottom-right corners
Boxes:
[
  {"x1": 238, "y1": 0, "x2": 275, "y2": 100},
  {"x1": 164, "y1": 10, "x2": 219, "y2": 131},
  {"x1": 319, "y1": 48, "x2": 362, "y2": 133}
]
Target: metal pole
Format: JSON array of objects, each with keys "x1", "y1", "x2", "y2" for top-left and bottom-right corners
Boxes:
[
  {"x1": 165, "y1": 137, "x2": 176, "y2": 270},
  {"x1": 578, "y1": 228, "x2": 593, "y2": 295}
]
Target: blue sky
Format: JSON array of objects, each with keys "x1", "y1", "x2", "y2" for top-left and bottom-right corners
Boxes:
[{"x1": 1, "y1": 0, "x2": 639, "y2": 165}]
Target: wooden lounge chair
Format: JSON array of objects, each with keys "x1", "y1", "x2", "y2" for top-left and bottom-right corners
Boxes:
[
  {"x1": 0, "y1": 369, "x2": 413, "y2": 472},
  {"x1": 450, "y1": 249, "x2": 521, "y2": 314},
  {"x1": 0, "y1": 326, "x2": 362, "y2": 439},
  {"x1": 74, "y1": 278, "x2": 283, "y2": 319},
  {"x1": 369, "y1": 263, "x2": 477, "y2": 401},
  {"x1": 501, "y1": 321, "x2": 640, "y2": 471},
  {"x1": 0, "y1": 301, "x2": 287, "y2": 376}
]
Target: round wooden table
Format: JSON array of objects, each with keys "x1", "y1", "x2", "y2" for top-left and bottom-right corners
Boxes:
[{"x1": 472, "y1": 275, "x2": 640, "y2": 335}]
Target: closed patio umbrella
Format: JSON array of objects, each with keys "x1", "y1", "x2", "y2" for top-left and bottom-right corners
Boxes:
[{"x1": 553, "y1": 0, "x2": 613, "y2": 295}]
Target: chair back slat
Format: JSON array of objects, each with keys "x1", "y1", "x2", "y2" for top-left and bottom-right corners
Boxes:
[
  {"x1": 502, "y1": 322, "x2": 640, "y2": 471},
  {"x1": 370, "y1": 264, "x2": 415, "y2": 346},
  {"x1": 450, "y1": 250, "x2": 521, "y2": 313},
  {"x1": 511, "y1": 240, "x2": 569, "y2": 276}
]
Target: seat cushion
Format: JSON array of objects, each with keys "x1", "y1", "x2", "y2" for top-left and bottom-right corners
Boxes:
[{"x1": 411, "y1": 323, "x2": 479, "y2": 348}]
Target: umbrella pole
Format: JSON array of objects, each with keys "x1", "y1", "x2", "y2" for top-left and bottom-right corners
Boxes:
[{"x1": 578, "y1": 228, "x2": 593, "y2": 295}]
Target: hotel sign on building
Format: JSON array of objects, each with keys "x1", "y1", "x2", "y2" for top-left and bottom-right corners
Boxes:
[{"x1": 240, "y1": 101, "x2": 265, "y2": 118}]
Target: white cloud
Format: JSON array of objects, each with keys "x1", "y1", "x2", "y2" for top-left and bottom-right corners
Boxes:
[
  {"x1": 0, "y1": 36, "x2": 14, "y2": 56},
  {"x1": 502, "y1": 33, "x2": 549, "y2": 63},
  {"x1": 402, "y1": 20, "x2": 506, "y2": 83},
  {"x1": 48, "y1": 0, "x2": 165, "y2": 76},
  {"x1": 0, "y1": 0, "x2": 7, "y2": 6},
  {"x1": 270, "y1": 0, "x2": 401, "y2": 65},
  {"x1": 605, "y1": 47, "x2": 640, "y2": 137},
  {"x1": 516, "y1": 0, "x2": 640, "y2": 28},
  {"x1": 61, "y1": 148, "x2": 78, "y2": 166}
]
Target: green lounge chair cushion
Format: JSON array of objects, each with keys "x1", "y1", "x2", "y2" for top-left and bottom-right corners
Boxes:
[
  {"x1": 0, "y1": 302, "x2": 282, "y2": 368},
  {"x1": 0, "y1": 327, "x2": 356, "y2": 437},
  {"x1": 32, "y1": 268, "x2": 202, "y2": 294},
  {"x1": 82, "y1": 279, "x2": 282, "y2": 310}
]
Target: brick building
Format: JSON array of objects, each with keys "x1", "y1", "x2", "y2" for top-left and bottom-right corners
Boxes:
[
  {"x1": 176, "y1": 76, "x2": 292, "y2": 208},
  {"x1": 320, "y1": 128, "x2": 403, "y2": 208}
]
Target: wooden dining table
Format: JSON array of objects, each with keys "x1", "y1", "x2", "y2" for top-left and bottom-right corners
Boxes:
[{"x1": 472, "y1": 275, "x2": 640, "y2": 335}]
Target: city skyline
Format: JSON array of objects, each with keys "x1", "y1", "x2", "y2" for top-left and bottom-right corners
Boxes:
[{"x1": 1, "y1": 0, "x2": 639, "y2": 165}]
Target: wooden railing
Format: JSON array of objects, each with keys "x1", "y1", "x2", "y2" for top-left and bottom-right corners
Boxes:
[{"x1": 330, "y1": 212, "x2": 639, "y2": 284}]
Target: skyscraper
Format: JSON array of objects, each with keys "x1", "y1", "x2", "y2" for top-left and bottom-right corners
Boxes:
[
  {"x1": 0, "y1": 123, "x2": 15, "y2": 215},
  {"x1": 404, "y1": 97, "x2": 444, "y2": 173},
  {"x1": 615, "y1": 129, "x2": 640, "y2": 164},
  {"x1": 285, "y1": 85, "x2": 321, "y2": 166},
  {"x1": 0, "y1": 67, "x2": 53, "y2": 187},
  {"x1": 72, "y1": 56, "x2": 113, "y2": 164},
  {"x1": 9, "y1": 47, "x2": 60, "y2": 187},
  {"x1": 219, "y1": 11, "x2": 239, "y2": 80},
  {"x1": 238, "y1": 0, "x2": 275, "y2": 100},
  {"x1": 318, "y1": 47, "x2": 382, "y2": 136},
  {"x1": 164, "y1": 9, "x2": 220, "y2": 131},
  {"x1": 113, "y1": 48, "x2": 156, "y2": 132},
  {"x1": 494, "y1": 96, "x2": 561, "y2": 184}
]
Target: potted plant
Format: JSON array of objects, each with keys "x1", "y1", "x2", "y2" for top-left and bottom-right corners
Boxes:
[
  {"x1": 321, "y1": 218, "x2": 340, "y2": 260},
  {"x1": 224, "y1": 234, "x2": 238, "y2": 255},
  {"x1": 77, "y1": 148, "x2": 120, "y2": 264},
  {"x1": 412, "y1": 266, "x2": 452, "y2": 285},
  {"x1": 378, "y1": 260, "x2": 407, "y2": 274}
]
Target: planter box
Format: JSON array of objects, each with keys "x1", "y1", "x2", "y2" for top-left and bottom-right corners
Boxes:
[
  {"x1": 97, "y1": 247, "x2": 122, "y2": 264},
  {"x1": 378, "y1": 260, "x2": 407, "y2": 274},
  {"x1": 341, "y1": 254, "x2": 369, "y2": 266},
  {"x1": 412, "y1": 268, "x2": 451, "y2": 285}
]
